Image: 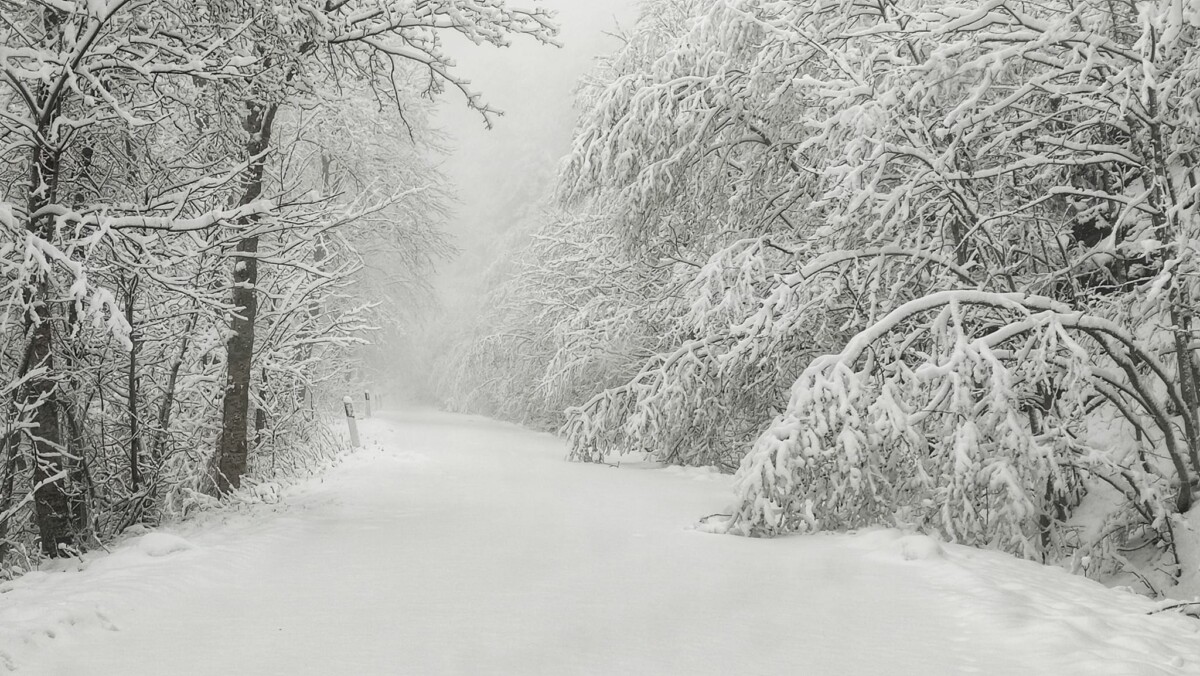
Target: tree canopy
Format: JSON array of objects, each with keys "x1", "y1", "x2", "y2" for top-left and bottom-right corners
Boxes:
[{"x1": 442, "y1": 0, "x2": 1200, "y2": 595}]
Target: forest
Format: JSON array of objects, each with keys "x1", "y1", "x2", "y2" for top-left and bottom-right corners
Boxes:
[
  {"x1": 0, "y1": 0, "x2": 555, "y2": 569},
  {"x1": 440, "y1": 0, "x2": 1200, "y2": 598},
  {"x1": 3, "y1": 0, "x2": 1200, "y2": 609},
  {"x1": 9, "y1": 0, "x2": 1200, "y2": 673}
]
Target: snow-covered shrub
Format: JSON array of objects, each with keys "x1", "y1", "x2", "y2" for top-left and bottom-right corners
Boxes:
[
  {"x1": 564, "y1": 243, "x2": 975, "y2": 468},
  {"x1": 721, "y1": 292, "x2": 1193, "y2": 575}
]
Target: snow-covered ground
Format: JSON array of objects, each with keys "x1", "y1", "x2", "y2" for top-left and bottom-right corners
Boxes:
[{"x1": 3, "y1": 409, "x2": 1200, "y2": 675}]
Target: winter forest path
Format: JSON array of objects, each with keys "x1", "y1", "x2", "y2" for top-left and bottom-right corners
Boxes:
[{"x1": 6, "y1": 410, "x2": 1200, "y2": 675}]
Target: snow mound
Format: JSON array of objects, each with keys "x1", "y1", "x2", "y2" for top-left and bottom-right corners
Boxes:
[
  {"x1": 135, "y1": 533, "x2": 195, "y2": 558},
  {"x1": 898, "y1": 534, "x2": 944, "y2": 561},
  {"x1": 252, "y1": 481, "x2": 282, "y2": 503},
  {"x1": 840, "y1": 528, "x2": 945, "y2": 560}
]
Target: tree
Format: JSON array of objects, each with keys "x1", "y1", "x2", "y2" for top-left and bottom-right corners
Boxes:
[
  {"x1": 0, "y1": 0, "x2": 268, "y2": 556},
  {"x1": 701, "y1": 0, "x2": 1200, "y2": 585},
  {"x1": 0, "y1": 0, "x2": 532, "y2": 564},
  {"x1": 209, "y1": 0, "x2": 559, "y2": 495},
  {"x1": 447, "y1": 0, "x2": 1200, "y2": 593}
]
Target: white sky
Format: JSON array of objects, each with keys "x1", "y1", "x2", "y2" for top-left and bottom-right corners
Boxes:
[{"x1": 433, "y1": 0, "x2": 640, "y2": 307}]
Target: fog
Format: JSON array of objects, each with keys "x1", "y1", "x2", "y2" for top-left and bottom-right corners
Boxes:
[{"x1": 434, "y1": 0, "x2": 640, "y2": 309}]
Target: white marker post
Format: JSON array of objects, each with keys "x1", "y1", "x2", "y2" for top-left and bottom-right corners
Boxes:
[
  {"x1": 364, "y1": 390, "x2": 372, "y2": 418},
  {"x1": 343, "y1": 395, "x2": 360, "y2": 447}
]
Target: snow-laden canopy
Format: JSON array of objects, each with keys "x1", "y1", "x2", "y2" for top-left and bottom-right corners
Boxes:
[{"x1": 443, "y1": 0, "x2": 1200, "y2": 595}]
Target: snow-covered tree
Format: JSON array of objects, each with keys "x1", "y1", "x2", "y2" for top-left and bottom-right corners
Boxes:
[
  {"x1": 0, "y1": 0, "x2": 556, "y2": 566},
  {"x1": 206, "y1": 0, "x2": 559, "y2": 495},
  {"x1": 0, "y1": 0, "x2": 274, "y2": 557},
  {"x1": 444, "y1": 0, "x2": 1200, "y2": 592},
  {"x1": 702, "y1": 0, "x2": 1200, "y2": 584}
]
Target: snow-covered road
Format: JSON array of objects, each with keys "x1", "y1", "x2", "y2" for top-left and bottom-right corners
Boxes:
[{"x1": 4, "y1": 410, "x2": 1200, "y2": 675}]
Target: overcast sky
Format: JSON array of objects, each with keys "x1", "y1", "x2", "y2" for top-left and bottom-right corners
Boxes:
[{"x1": 432, "y1": 0, "x2": 640, "y2": 307}]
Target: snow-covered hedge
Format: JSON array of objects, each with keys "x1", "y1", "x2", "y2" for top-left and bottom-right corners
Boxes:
[{"x1": 719, "y1": 292, "x2": 1194, "y2": 577}]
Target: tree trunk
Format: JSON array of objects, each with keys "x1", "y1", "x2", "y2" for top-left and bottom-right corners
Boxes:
[
  {"x1": 214, "y1": 235, "x2": 259, "y2": 494},
  {"x1": 1170, "y1": 292, "x2": 1200, "y2": 481},
  {"x1": 152, "y1": 306, "x2": 198, "y2": 460},
  {"x1": 212, "y1": 101, "x2": 278, "y2": 495},
  {"x1": 254, "y1": 405, "x2": 267, "y2": 447},
  {"x1": 126, "y1": 277, "x2": 142, "y2": 491},
  {"x1": 253, "y1": 367, "x2": 268, "y2": 448},
  {"x1": 22, "y1": 53, "x2": 88, "y2": 553},
  {"x1": 0, "y1": 424, "x2": 22, "y2": 563},
  {"x1": 25, "y1": 292, "x2": 86, "y2": 556}
]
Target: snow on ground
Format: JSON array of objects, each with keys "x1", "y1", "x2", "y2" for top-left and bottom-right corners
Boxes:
[{"x1": 3, "y1": 409, "x2": 1200, "y2": 675}]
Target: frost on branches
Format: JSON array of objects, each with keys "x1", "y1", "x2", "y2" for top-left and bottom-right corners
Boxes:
[
  {"x1": 0, "y1": 1, "x2": 555, "y2": 568},
  {"x1": 722, "y1": 292, "x2": 1196, "y2": 578},
  {"x1": 438, "y1": 210, "x2": 683, "y2": 430},
  {"x1": 438, "y1": 0, "x2": 1200, "y2": 593},
  {"x1": 563, "y1": 243, "x2": 975, "y2": 469}
]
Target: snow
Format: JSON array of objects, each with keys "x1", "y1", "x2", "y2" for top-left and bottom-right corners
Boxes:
[
  {"x1": 131, "y1": 533, "x2": 196, "y2": 558},
  {"x1": 2, "y1": 409, "x2": 1200, "y2": 675}
]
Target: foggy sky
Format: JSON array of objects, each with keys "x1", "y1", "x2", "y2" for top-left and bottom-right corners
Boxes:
[{"x1": 434, "y1": 0, "x2": 640, "y2": 308}]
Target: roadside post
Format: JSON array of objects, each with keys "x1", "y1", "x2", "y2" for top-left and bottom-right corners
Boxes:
[
  {"x1": 364, "y1": 390, "x2": 372, "y2": 418},
  {"x1": 343, "y1": 395, "x2": 360, "y2": 447}
]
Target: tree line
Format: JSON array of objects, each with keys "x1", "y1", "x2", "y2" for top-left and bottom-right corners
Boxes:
[
  {"x1": 0, "y1": 0, "x2": 556, "y2": 570},
  {"x1": 441, "y1": 0, "x2": 1200, "y2": 595}
]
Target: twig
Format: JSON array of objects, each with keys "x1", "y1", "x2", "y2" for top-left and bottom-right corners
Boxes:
[{"x1": 1148, "y1": 601, "x2": 1200, "y2": 615}]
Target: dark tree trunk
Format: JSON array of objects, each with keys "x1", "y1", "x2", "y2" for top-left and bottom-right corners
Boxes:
[
  {"x1": 22, "y1": 52, "x2": 88, "y2": 553},
  {"x1": 213, "y1": 101, "x2": 278, "y2": 495},
  {"x1": 214, "y1": 235, "x2": 259, "y2": 494},
  {"x1": 253, "y1": 367, "x2": 268, "y2": 448},
  {"x1": 26, "y1": 292, "x2": 86, "y2": 556},
  {"x1": 153, "y1": 307, "x2": 198, "y2": 460},
  {"x1": 254, "y1": 405, "x2": 267, "y2": 447},
  {"x1": 1170, "y1": 294, "x2": 1200, "y2": 478},
  {"x1": 126, "y1": 278, "x2": 142, "y2": 491},
  {"x1": 0, "y1": 425, "x2": 22, "y2": 562}
]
